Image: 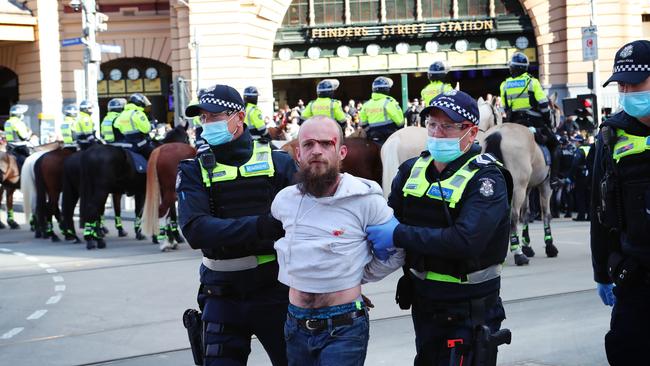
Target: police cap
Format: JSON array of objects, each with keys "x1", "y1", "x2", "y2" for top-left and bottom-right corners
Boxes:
[
  {"x1": 420, "y1": 89, "x2": 480, "y2": 125},
  {"x1": 185, "y1": 84, "x2": 245, "y2": 117},
  {"x1": 603, "y1": 40, "x2": 650, "y2": 87}
]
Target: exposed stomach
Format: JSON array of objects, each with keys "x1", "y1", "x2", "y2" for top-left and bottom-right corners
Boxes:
[{"x1": 289, "y1": 285, "x2": 361, "y2": 308}]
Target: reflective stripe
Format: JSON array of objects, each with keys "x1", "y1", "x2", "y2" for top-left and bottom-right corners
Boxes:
[
  {"x1": 580, "y1": 145, "x2": 591, "y2": 155},
  {"x1": 410, "y1": 264, "x2": 502, "y2": 284},
  {"x1": 200, "y1": 140, "x2": 275, "y2": 186},
  {"x1": 402, "y1": 154, "x2": 500, "y2": 208},
  {"x1": 202, "y1": 254, "x2": 277, "y2": 272},
  {"x1": 613, "y1": 129, "x2": 650, "y2": 162}
]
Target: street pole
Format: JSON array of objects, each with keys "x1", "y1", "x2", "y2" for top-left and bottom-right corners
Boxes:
[
  {"x1": 590, "y1": 0, "x2": 600, "y2": 124},
  {"x1": 191, "y1": 28, "x2": 200, "y2": 95},
  {"x1": 81, "y1": 0, "x2": 101, "y2": 133}
]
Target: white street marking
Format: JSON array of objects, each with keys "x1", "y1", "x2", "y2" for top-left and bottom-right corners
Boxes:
[
  {"x1": 46, "y1": 268, "x2": 58, "y2": 274},
  {"x1": 52, "y1": 276, "x2": 64, "y2": 282},
  {"x1": 46, "y1": 295, "x2": 62, "y2": 305},
  {"x1": 1, "y1": 327, "x2": 24, "y2": 339},
  {"x1": 0, "y1": 248, "x2": 11, "y2": 252},
  {"x1": 38, "y1": 263, "x2": 51, "y2": 268},
  {"x1": 55, "y1": 285, "x2": 66, "y2": 292},
  {"x1": 25, "y1": 256, "x2": 39, "y2": 262},
  {"x1": 13, "y1": 252, "x2": 26, "y2": 257},
  {"x1": 26, "y1": 310, "x2": 48, "y2": 320}
]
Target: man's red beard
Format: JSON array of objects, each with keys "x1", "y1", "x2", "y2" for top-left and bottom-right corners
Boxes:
[{"x1": 296, "y1": 159, "x2": 340, "y2": 197}]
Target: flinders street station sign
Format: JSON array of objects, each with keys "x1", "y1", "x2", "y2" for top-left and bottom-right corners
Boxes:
[{"x1": 310, "y1": 20, "x2": 495, "y2": 40}]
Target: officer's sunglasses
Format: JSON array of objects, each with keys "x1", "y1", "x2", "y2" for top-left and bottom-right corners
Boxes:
[
  {"x1": 426, "y1": 120, "x2": 474, "y2": 132},
  {"x1": 199, "y1": 110, "x2": 237, "y2": 124}
]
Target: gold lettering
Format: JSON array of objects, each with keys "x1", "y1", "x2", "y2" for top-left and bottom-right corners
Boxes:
[
  {"x1": 440, "y1": 22, "x2": 446, "y2": 32},
  {"x1": 361, "y1": 28, "x2": 369, "y2": 36},
  {"x1": 354, "y1": 28, "x2": 361, "y2": 36},
  {"x1": 420, "y1": 24, "x2": 425, "y2": 33},
  {"x1": 453, "y1": 22, "x2": 462, "y2": 32},
  {"x1": 327, "y1": 28, "x2": 337, "y2": 38},
  {"x1": 484, "y1": 20, "x2": 493, "y2": 30},
  {"x1": 311, "y1": 29, "x2": 319, "y2": 38},
  {"x1": 464, "y1": 21, "x2": 470, "y2": 31},
  {"x1": 474, "y1": 21, "x2": 484, "y2": 30},
  {"x1": 383, "y1": 26, "x2": 390, "y2": 35}
]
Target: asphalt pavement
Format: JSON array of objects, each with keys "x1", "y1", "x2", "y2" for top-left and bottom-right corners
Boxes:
[{"x1": 0, "y1": 213, "x2": 611, "y2": 366}]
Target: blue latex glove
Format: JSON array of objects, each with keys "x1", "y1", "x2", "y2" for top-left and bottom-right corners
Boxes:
[
  {"x1": 367, "y1": 217, "x2": 399, "y2": 251},
  {"x1": 597, "y1": 283, "x2": 616, "y2": 306}
]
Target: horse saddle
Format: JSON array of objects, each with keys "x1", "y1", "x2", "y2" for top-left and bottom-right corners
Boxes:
[
  {"x1": 537, "y1": 144, "x2": 551, "y2": 166},
  {"x1": 125, "y1": 150, "x2": 147, "y2": 174}
]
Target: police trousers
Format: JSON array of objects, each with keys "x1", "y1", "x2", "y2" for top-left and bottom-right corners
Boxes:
[
  {"x1": 411, "y1": 292, "x2": 505, "y2": 366},
  {"x1": 198, "y1": 281, "x2": 289, "y2": 366},
  {"x1": 605, "y1": 282, "x2": 650, "y2": 366}
]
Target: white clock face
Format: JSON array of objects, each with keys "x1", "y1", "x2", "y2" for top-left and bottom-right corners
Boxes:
[
  {"x1": 98, "y1": 70, "x2": 104, "y2": 81},
  {"x1": 516, "y1": 36, "x2": 529, "y2": 50},
  {"x1": 455, "y1": 39, "x2": 468, "y2": 53},
  {"x1": 127, "y1": 68, "x2": 140, "y2": 80},
  {"x1": 109, "y1": 69, "x2": 122, "y2": 81},
  {"x1": 485, "y1": 38, "x2": 498, "y2": 51},
  {"x1": 145, "y1": 67, "x2": 158, "y2": 79}
]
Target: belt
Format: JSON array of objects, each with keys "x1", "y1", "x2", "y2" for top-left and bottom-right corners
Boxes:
[
  {"x1": 410, "y1": 264, "x2": 502, "y2": 284},
  {"x1": 292, "y1": 310, "x2": 366, "y2": 332},
  {"x1": 202, "y1": 254, "x2": 276, "y2": 272}
]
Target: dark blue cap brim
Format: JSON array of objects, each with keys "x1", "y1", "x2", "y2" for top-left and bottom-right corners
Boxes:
[
  {"x1": 603, "y1": 71, "x2": 650, "y2": 87},
  {"x1": 419, "y1": 105, "x2": 471, "y2": 124},
  {"x1": 185, "y1": 103, "x2": 231, "y2": 117}
]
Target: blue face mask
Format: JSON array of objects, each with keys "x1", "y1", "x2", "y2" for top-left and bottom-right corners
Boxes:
[
  {"x1": 201, "y1": 117, "x2": 236, "y2": 146},
  {"x1": 620, "y1": 90, "x2": 650, "y2": 119},
  {"x1": 426, "y1": 129, "x2": 472, "y2": 163}
]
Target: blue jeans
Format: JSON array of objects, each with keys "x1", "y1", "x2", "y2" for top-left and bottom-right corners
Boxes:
[{"x1": 284, "y1": 304, "x2": 369, "y2": 366}]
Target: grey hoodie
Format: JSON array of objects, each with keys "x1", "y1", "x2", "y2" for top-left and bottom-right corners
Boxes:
[{"x1": 271, "y1": 173, "x2": 404, "y2": 293}]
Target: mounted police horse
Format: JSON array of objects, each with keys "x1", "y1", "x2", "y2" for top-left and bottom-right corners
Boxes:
[
  {"x1": 80, "y1": 126, "x2": 189, "y2": 249},
  {"x1": 0, "y1": 151, "x2": 21, "y2": 229}
]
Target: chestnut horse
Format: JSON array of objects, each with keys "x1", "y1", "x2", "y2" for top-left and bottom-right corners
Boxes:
[
  {"x1": 141, "y1": 142, "x2": 196, "y2": 251},
  {"x1": 281, "y1": 137, "x2": 382, "y2": 184},
  {"x1": 0, "y1": 151, "x2": 20, "y2": 229}
]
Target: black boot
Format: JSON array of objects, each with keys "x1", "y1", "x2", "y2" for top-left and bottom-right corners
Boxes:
[{"x1": 550, "y1": 145, "x2": 561, "y2": 189}]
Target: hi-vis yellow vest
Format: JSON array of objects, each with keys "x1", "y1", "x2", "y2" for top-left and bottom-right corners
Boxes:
[
  {"x1": 613, "y1": 129, "x2": 650, "y2": 163},
  {"x1": 402, "y1": 154, "x2": 502, "y2": 208},
  {"x1": 199, "y1": 140, "x2": 275, "y2": 186}
]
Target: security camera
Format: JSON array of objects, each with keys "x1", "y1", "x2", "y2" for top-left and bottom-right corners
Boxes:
[{"x1": 69, "y1": 0, "x2": 82, "y2": 12}]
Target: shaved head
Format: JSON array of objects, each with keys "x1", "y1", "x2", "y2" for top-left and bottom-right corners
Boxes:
[{"x1": 299, "y1": 116, "x2": 344, "y2": 148}]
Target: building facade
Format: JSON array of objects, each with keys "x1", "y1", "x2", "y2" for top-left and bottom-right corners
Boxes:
[{"x1": 0, "y1": 0, "x2": 648, "y2": 135}]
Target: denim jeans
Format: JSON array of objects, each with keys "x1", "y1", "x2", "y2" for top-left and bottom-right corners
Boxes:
[{"x1": 284, "y1": 306, "x2": 369, "y2": 366}]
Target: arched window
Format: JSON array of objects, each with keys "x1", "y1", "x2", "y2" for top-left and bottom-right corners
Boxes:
[
  {"x1": 422, "y1": 0, "x2": 453, "y2": 20},
  {"x1": 385, "y1": 0, "x2": 416, "y2": 21},
  {"x1": 457, "y1": 0, "x2": 490, "y2": 17},
  {"x1": 350, "y1": 0, "x2": 380, "y2": 23},
  {"x1": 282, "y1": 0, "x2": 309, "y2": 27},
  {"x1": 314, "y1": 0, "x2": 345, "y2": 25}
]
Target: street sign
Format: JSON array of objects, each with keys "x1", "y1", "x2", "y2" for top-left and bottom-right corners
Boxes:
[
  {"x1": 100, "y1": 44, "x2": 122, "y2": 54},
  {"x1": 61, "y1": 37, "x2": 84, "y2": 47},
  {"x1": 582, "y1": 26, "x2": 598, "y2": 61}
]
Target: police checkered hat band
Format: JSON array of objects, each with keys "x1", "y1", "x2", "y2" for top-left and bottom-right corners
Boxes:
[
  {"x1": 603, "y1": 40, "x2": 650, "y2": 87},
  {"x1": 429, "y1": 100, "x2": 479, "y2": 125},
  {"x1": 185, "y1": 84, "x2": 245, "y2": 117}
]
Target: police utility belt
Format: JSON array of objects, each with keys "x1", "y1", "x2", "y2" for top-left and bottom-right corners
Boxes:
[
  {"x1": 410, "y1": 264, "x2": 502, "y2": 284},
  {"x1": 201, "y1": 254, "x2": 276, "y2": 272}
]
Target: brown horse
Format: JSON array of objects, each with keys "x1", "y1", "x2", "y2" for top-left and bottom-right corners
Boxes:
[
  {"x1": 0, "y1": 151, "x2": 20, "y2": 229},
  {"x1": 141, "y1": 142, "x2": 196, "y2": 251},
  {"x1": 268, "y1": 117, "x2": 289, "y2": 140},
  {"x1": 281, "y1": 137, "x2": 382, "y2": 184}
]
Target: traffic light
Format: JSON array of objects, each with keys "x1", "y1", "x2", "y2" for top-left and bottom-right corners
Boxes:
[{"x1": 577, "y1": 94, "x2": 597, "y2": 127}]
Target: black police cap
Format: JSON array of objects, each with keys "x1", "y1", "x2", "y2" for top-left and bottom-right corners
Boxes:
[{"x1": 185, "y1": 84, "x2": 245, "y2": 117}]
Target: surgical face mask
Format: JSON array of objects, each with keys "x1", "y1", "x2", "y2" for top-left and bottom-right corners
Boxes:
[
  {"x1": 427, "y1": 128, "x2": 472, "y2": 163},
  {"x1": 201, "y1": 115, "x2": 237, "y2": 146},
  {"x1": 619, "y1": 90, "x2": 650, "y2": 119}
]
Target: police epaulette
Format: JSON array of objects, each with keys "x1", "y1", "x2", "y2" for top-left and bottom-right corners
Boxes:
[{"x1": 471, "y1": 153, "x2": 498, "y2": 168}]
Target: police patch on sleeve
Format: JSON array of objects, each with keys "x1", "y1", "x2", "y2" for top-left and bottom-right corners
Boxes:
[
  {"x1": 479, "y1": 177, "x2": 495, "y2": 197},
  {"x1": 176, "y1": 171, "x2": 182, "y2": 190}
]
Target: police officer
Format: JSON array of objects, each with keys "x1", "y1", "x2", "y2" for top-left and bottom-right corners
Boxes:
[
  {"x1": 301, "y1": 79, "x2": 347, "y2": 131},
  {"x1": 61, "y1": 104, "x2": 78, "y2": 150},
  {"x1": 557, "y1": 135, "x2": 576, "y2": 218},
  {"x1": 359, "y1": 76, "x2": 404, "y2": 144},
  {"x1": 177, "y1": 84, "x2": 297, "y2": 366},
  {"x1": 500, "y1": 52, "x2": 561, "y2": 186},
  {"x1": 591, "y1": 39, "x2": 650, "y2": 366},
  {"x1": 421, "y1": 61, "x2": 454, "y2": 106},
  {"x1": 243, "y1": 86, "x2": 270, "y2": 139},
  {"x1": 74, "y1": 100, "x2": 96, "y2": 149},
  {"x1": 4, "y1": 104, "x2": 32, "y2": 160},
  {"x1": 366, "y1": 90, "x2": 512, "y2": 366},
  {"x1": 570, "y1": 135, "x2": 590, "y2": 221},
  {"x1": 100, "y1": 98, "x2": 126, "y2": 143},
  {"x1": 114, "y1": 93, "x2": 155, "y2": 159}
]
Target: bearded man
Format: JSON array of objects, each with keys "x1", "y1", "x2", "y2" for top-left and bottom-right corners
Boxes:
[{"x1": 271, "y1": 116, "x2": 403, "y2": 366}]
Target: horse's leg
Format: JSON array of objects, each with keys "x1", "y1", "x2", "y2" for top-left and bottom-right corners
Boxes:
[
  {"x1": 134, "y1": 192, "x2": 146, "y2": 241},
  {"x1": 84, "y1": 190, "x2": 109, "y2": 250},
  {"x1": 169, "y1": 204, "x2": 184, "y2": 245},
  {"x1": 0, "y1": 187, "x2": 6, "y2": 229},
  {"x1": 520, "y1": 189, "x2": 535, "y2": 258},
  {"x1": 112, "y1": 193, "x2": 127, "y2": 237},
  {"x1": 46, "y1": 188, "x2": 61, "y2": 242},
  {"x1": 157, "y1": 206, "x2": 172, "y2": 252},
  {"x1": 7, "y1": 187, "x2": 19, "y2": 229},
  {"x1": 62, "y1": 177, "x2": 80, "y2": 243},
  {"x1": 540, "y1": 180, "x2": 559, "y2": 258},
  {"x1": 510, "y1": 185, "x2": 530, "y2": 266}
]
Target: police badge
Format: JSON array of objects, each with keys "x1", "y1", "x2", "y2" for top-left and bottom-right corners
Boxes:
[
  {"x1": 619, "y1": 44, "x2": 633, "y2": 58},
  {"x1": 479, "y1": 178, "x2": 494, "y2": 197}
]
